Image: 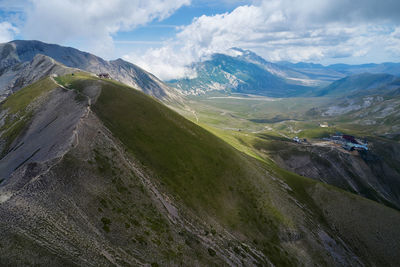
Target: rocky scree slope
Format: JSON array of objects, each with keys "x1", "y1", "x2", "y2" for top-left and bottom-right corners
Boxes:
[{"x1": 0, "y1": 74, "x2": 399, "y2": 266}]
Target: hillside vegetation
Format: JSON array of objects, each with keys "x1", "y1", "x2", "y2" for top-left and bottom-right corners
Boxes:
[{"x1": 0, "y1": 74, "x2": 399, "y2": 266}]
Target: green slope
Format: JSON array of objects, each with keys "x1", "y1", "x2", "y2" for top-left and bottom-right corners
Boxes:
[{"x1": 93, "y1": 79, "x2": 299, "y2": 261}]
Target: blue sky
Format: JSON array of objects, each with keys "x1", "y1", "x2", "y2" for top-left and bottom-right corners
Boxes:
[{"x1": 1, "y1": 0, "x2": 400, "y2": 80}]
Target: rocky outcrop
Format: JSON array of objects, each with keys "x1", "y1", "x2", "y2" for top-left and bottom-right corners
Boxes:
[{"x1": 0, "y1": 54, "x2": 76, "y2": 101}]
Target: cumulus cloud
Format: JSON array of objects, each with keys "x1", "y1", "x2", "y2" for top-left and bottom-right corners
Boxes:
[
  {"x1": 126, "y1": 0, "x2": 400, "y2": 80},
  {"x1": 0, "y1": 22, "x2": 19, "y2": 43},
  {"x1": 22, "y1": 0, "x2": 189, "y2": 57}
]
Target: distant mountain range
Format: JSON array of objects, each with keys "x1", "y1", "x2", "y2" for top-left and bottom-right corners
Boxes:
[
  {"x1": 328, "y1": 62, "x2": 400, "y2": 76},
  {"x1": 168, "y1": 52, "x2": 312, "y2": 97},
  {"x1": 315, "y1": 73, "x2": 398, "y2": 96},
  {"x1": 169, "y1": 48, "x2": 400, "y2": 97},
  {"x1": 277, "y1": 61, "x2": 400, "y2": 77},
  {"x1": 168, "y1": 49, "x2": 331, "y2": 97},
  {"x1": 0, "y1": 40, "x2": 181, "y2": 101},
  {"x1": 2, "y1": 41, "x2": 400, "y2": 100}
]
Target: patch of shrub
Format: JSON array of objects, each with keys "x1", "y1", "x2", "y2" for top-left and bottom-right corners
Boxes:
[
  {"x1": 101, "y1": 217, "x2": 111, "y2": 232},
  {"x1": 208, "y1": 248, "x2": 216, "y2": 256}
]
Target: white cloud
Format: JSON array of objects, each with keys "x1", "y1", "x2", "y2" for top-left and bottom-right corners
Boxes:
[
  {"x1": 385, "y1": 27, "x2": 400, "y2": 56},
  {"x1": 0, "y1": 22, "x2": 19, "y2": 43},
  {"x1": 4, "y1": 0, "x2": 400, "y2": 79},
  {"x1": 22, "y1": 0, "x2": 190, "y2": 57},
  {"x1": 126, "y1": 0, "x2": 400, "y2": 80},
  {"x1": 123, "y1": 45, "x2": 198, "y2": 81}
]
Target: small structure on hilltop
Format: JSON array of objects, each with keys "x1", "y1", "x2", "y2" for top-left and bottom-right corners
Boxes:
[{"x1": 98, "y1": 73, "x2": 110, "y2": 79}]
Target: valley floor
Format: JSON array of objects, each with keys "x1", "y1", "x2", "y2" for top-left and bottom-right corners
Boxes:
[{"x1": 173, "y1": 93, "x2": 400, "y2": 211}]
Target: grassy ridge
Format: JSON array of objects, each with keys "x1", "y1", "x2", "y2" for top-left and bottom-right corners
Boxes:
[
  {"x1": 93, "y1": 80, "x2": 268, "y2": 216},
  {"x1": 83, "y1": 78, "x2": 301, "y2": 265},
  {"x1": 54, "y1": 71, "x2": 94, "y2": 89}
]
